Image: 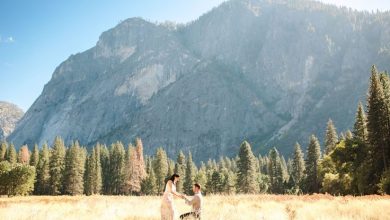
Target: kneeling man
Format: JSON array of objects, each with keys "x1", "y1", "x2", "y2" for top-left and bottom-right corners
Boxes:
[{"x1": 180, "y1": 183, "x2": 203, "y2": 219}]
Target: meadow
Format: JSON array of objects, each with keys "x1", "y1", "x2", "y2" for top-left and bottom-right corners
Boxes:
[{"x1": 1, "y1": 194, "x2": 390, "y2": 220}]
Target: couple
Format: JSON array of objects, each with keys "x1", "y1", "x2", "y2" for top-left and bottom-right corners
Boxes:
[{"x1": 161, "y1": 174, "x2": 202, "y2": 220}]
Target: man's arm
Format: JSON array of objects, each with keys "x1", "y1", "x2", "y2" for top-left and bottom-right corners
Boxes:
[{"x1": 185, "y1": 195, "x2": 199, "y2": 206}]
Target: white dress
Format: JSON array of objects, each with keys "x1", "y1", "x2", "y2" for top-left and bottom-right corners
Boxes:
[{"x1": 161, "y1": 181, "x2": 177, "y2": 220}]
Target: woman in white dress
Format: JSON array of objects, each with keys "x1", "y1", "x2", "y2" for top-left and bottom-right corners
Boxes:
[{"x1": 161, "y1": 174, "x2": 184, "y2": 220}]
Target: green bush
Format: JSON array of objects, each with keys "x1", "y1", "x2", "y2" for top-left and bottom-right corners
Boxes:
[
  {"x1": 0, "y1": 161, "x2": 35, "y2": 196},
  {"x1": 378, "y1": 170, "x2": 390, "y2": 195}
]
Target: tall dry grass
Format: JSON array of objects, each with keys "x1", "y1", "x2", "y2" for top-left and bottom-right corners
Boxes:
[{"x1": 0, "y1": 194, "x2": 390, "y2": 220}]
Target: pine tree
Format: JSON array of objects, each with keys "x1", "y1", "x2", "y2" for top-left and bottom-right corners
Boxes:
[
  {"x1": 109, "y1": 141, "x2": 126, "y2": 195},
  {"x1": 167, "y1": 159, "x2": 175, "y2": 180},
  {"x1": 7, "y1": 143, "x2": 17, "y2": 164},
  {"x1": 353, "y1": 102, "x2": 368, "y2": 143},
  {"x1": 268, "y1": 148, "x2": 284, "y2": 194},
  {"x1": 84, "y1": 155, "x2": 93, "y2": 195},
  {"x1": 135, "y1": 138, "x2": 146, "y2": 180},
  {"x1": 280, "y1": 155, "x2": 289, "y2": 181},
  {"x1": 93, "y1": 144, "x2": 102, "y2": 194},
  {"x1": 84, "y1": 145, "x2": 102, "y2": 195},
  {"x1": 194, "y1": 167, "x2": 207, "y2": 193},
  {"x1": 352, "y1": 102, "x2": 370, "y2": 194},
  {"x1": 236, "y1": 141, "x2": 258, "y2": 193},
  {"x1": 124, "y1": 144, "x2": 134, "y2": 194},
  {"x1": 100, "y1": 145, "x2": 110, "y2": 194},
  {"x1": 141, "y1": 160, "x2": 157, "y2": 195},
  {"x1": 209, "y1": 169, "x2": 224, "y2": 194},
  {"x1": 325, "y1": 119, "x2": 338, "y2": 154},
  {"x1": 345, "y1": 130, "x2": 353, "y2": 140},
  {"x1": 154, "y1": 147, "x2": 168, "y2": 195},
  {"x1": 63, "y1": 141, "x2": 86, "y2": 195},
  {"x1": 183, "y1": 152, "x2": 195, "y2": 195},
  {"x1": 49, "y1": 136, "x2": 66, "y2": 195},
  {"x1": 366, "y1": 65, "x2": 389, "y2": 192},
  {"x1": 223, "y1": 170, "x2": 236, "y2": 194},
  {"x1": 0, "y1": 142, "x2": 7, "y2": 161},
  {"x1": 35, "y1": 143, "x2": 50, "y2": 195},
  {"x1": 30, "y1": 144, "x2": 39, "y2": 167},
  {"x1": 127, "y1": 138, "x2": 146, "y2": 194},
  {"x1": 379, "y1": 72, "x2": 390, "y2": 169},
  {"x1": 305, "y1": 135, "x2": 322, "y2": 194},
  {"x1": 291, "y1": 143, "x2": 305, "y2": 191},
  {"x1": 174, "y1": 151, "x2": 186, "y2": 193},
  {"x1": 18, "y1": 145, "x2": 30, "y2": 164}
]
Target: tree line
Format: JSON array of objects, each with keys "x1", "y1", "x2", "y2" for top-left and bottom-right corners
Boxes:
[{"x1": 0, "y1": 65, "x2": 389, "y2": 196}]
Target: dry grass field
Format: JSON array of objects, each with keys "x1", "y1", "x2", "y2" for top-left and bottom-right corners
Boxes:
[{"x1": 1, "y1": 194, "x2": 390, "y2": 220}]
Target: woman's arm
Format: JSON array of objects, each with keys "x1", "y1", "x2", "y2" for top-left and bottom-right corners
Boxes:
[
  {"x1": 167, "y1": 180, "x2": 184, "y2": 198},
  {"x1": 172, "y1": 191, "x2": 184, "y2": 198}
]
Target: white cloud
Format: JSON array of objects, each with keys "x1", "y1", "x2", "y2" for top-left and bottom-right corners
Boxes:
[
  {"x1": 6, "y1": 37, "x2": 15, "y2": 43},
  {"x1": 0, "y1": 35, "x2": 16, "y2": 44}
]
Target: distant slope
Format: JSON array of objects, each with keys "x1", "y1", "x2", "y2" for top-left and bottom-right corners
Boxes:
[{"x1": 0, "y1": 101, "x2": 24, "y2": 140}]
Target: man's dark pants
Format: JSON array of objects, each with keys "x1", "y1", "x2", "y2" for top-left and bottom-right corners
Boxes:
[{"x1": 180, "y1": 212, "x2": 200, "y2": 219}]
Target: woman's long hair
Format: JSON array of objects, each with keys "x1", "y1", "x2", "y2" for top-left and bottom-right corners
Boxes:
[
  {"x1": 169, "y1": 173, "x2": 180, "y2": 184},
  {"x1": 163, "y1": 174, "x2": 180, "y2": 192}
]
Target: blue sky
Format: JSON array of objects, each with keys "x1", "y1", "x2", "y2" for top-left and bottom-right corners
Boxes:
[{"x1": 1, "y1": 0, "x2": 390, "y2": 111}]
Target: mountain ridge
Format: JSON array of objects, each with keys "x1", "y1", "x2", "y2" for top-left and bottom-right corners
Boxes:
[
  {"x1": 9, "y1": 0, "x2": 390, "y2": 161},
  {"x1": 0, "y1": 101, "x2": 24, "y2": 141}
]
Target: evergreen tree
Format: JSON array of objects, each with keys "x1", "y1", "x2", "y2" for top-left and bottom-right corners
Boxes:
[
  {"x1": 380, "y1": 72, "x2": 390, "y2": 167},
  {"x1": 268, "y1": 148, "x2": 284, "y2": 194},
  {"x1": 183, "y1": 152, "x2": 195, "y2": 195},
  {"x1": 30, "y1": 144, "x2": 39, "y2": 167},
  {"x1": 292, "y1": 143, "x2": 305, "y2": 189},
  {"x1": 223, "y1": 170, "x2": 236, "y2": 194},
  {"x1": 127, "y1": 138, "x2": 146, "y2": 194},
  {"x1": 135, "y1": 138, "x2": 146, "y2": 180},
  {"x1": 210, "y1": 169, "x2": 224, "y2": 194},
  {"x1": 132, "y1": 145, "x2": 143, "y2": 193},
  {"x1": 100, "y1": 145, "x2": 110, "y2": 194},
  {"x1": 167, "y1": 159, "x2": 175, "y2": 180},
  {"x1": 366, "y1": 65, "x2": 389, "y2": 192},
  {"x1": 194, "y1": 167, "x2": 207, "y2": 194},
  {"x1": 351, "y1": 102, "x2": 370, "y2": 194},
  {"x1": 174, "y1": 151, "x2": 186, "y2": 193},
  {"x1": 63, "y1": 141, "x2": 86, "y2": 195},
  {"x1": 305, "y1": 135, "x2": 322, "y2": 194},
  {"x1": 280, "y1": 155, "x2": 289, "y2": 181},
  {"x1": 154, "y1": 147, "x2": 168, "y2": 195},
  {"x1": 49, "y1": 136, "x2": 66, "y2": 195},
  {"x1": 141, "y1": 160, "x2": 157, "y2": 195},
  {"x1": 109, "y1": 141, "x2": 126, "y2": 195},
  {"x1": 353, "y1": 102, "x2": 368, "y2": 143},
  {"x1": 84, "y1": 156, "x2": 93, "y2": 195},
  {"x1": 0, "y1": 142, "x2": 7, "y2": 161},
  {"x1": 236, "y1": 141, "x2": 258, "y2": 193},
  {"x1": 7, "y1": 143, "x2": 17, "y2": 164},
  {"x1": 93, "y1": 144, "x2": 102, "y2": 194},
  {"x1": 345, "y1": 130, "x2": 353, "y2": 140},
  {"x1": 325, "y1": 119, "x2": 338, "y2": 154},
  {"x1": 287, "y1": 158, "x2": 293, "y2": 179},
  {"x1": 18, "y1": 145, "x2": 30, "y2": 164},
  {"x1": 224, "y1": 157, "x2": 232, "y2": 171},
  {"x1": 84, "y1": 145, "x2": 102, "y2": 195},
  {"x1": 123, "y1": 144, "x2": 134, "y2": 194},
  {"x1": 35, "y1": 143, "x2": 50, "y2": 195}
]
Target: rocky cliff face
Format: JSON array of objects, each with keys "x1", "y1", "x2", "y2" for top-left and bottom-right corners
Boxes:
[
  {"x1": 9, "y1": 0, "x2": 390, "y2": 160},
  {"x1": 0, "y1": 102, "x2": 24, "y2": 140}
]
